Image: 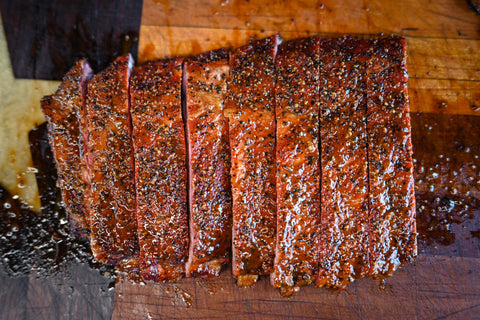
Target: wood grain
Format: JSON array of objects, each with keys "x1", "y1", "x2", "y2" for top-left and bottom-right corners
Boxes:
[
  {"x1": 113, "y1": 256, "x2": 480, "y2": 320},
  {"x1": 409, "y1": 78, "x2": 479, "y2": 115},
  {"x1": 141, "y1": 0, "x2": 480, "y2": 39},
  {"x1": 0, "y1": 273, "x2": 28, "y2": 320},
  {"x1": 407, "y1": 38, "x2": 480, "y2": 81},
  {"x1": 26, "y1": 265, "x2": 114, "y2": 320}
]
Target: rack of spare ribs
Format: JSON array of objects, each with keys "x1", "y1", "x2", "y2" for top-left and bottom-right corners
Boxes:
[{"x1": 40, "y1": 35, "x2": 416, "y2": 294}]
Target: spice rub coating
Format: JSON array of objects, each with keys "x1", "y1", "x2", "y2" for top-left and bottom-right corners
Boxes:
[
  {"x1": 316, "y1": 37, "x2": 371, "y2": 289},
  {"x1": 225, "y1": 35, "x2": 280, "y2": 285},
  {"x1": 184, "y1": 50, "x2": 233, "y2": 278},
  {"x1": 130, "y1": 58, "x2": 188, "y2": 282},
  {"x1": 84, "y1": 54, "x2": 138, "y2": 265},
  {"x1": 41, "y1": 60, "x2": 93, "y2": 239},
  {"x1": 366, "y1": 36, "x2": 417, "y2": 276},
  {"x1": 272, "y1": 36, "x2": 321, "y2": 290}
]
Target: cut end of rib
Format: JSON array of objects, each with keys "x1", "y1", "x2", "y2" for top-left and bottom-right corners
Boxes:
[
  {"x1": 236, "y1": 274, "x2": 259, "y2": 287},
  {"x1": 186, "y1": 258, "x2": 228, "y2": 278},
  {"x1": 279, "y1": 286, "x2": 300, "y2": 297},
  {"x1": 141, "y1": 263, "x2": 185, "y2": 283}
]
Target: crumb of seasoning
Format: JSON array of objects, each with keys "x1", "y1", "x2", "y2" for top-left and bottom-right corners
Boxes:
[{"x1": 438, "y1": 101, "x2": 448, "y2": 109}]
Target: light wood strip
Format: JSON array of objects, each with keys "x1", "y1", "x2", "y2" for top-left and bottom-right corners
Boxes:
[
  {"x1": 407, "y1": 38, "x2": 480, "y2": 81},
  {"x1": 409, "y1": 78, "x2": 480, "y2": 115},
  {"x1": 142, "y1": 0, "x2": 480, "y2": 39}
]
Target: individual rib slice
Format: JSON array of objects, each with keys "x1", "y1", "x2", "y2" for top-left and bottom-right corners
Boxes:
[
  {"x1": 316, "y1": 37, "x2": 371, "y2": 289},
  {"x1": 224, "y1": 35, "x2": 280, "y2": 286},
  {"x1": 130, "y1": 58, "x2": 188, "y2": 282},
  {"x1": 41, "y1": 59, "x2": 93, "y2": 239},
  {"x1": 183, "y1": 50, "x2": 233, "y2": 278},
  {"x1": 272, "y1": 36, "x2": 321, "y2": 293},
  {"x1": 366, "y1": 36, "x2": 417, "y2": 276},
  {"x1": 84, "y1": 54, "x2": 138, "y2": 265}
]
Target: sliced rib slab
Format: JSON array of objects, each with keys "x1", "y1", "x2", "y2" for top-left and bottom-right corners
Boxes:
[
  {"x1": 84, "y1": 54, "x2": 138, "y2": 265},
  {"x1": 316, "y1": 37, "x2": 370, "y2": 288},
  {"x1": 130, "y1": 58, "x2": 188, "y2": 282},
  {"x1": 41, "y1": 59, "x2": 93, "y2": 239},
  {"x1": 184, "y1": 50, "x2": 233, "y2": 278},
  {"x1": 366, "y1": 36, "x2": 417, "y2": 276},
  {"x1": 225, "y1": 35, "x2": 280, "y2": 287},
  {"x1": 272, "y1": 36, "x2": 321, "y2": 293}
]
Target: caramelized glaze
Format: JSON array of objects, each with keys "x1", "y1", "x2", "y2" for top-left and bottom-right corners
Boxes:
[
  {"x1": 366, "y1": 37, "x2": 417, "y2": 276},
  {"x1": 41, "y1": 60, "x2": 93, "y2": 239},
  {"x1": 316, "y1": 37, "x2": 370, "y2": 288},
  {"x1": 273, "y1": 37, "x2": 321, "y2": 289},
  {"x1": 225, "y1": 35, "x2": 279, "y2": 284},
  {"x1": 130, "y1": 58, "x2": 188, "y2": 281},
  {"x1": 84, "y1": 55, "x2": 139, "y2": 265},
  {"x1": 184, "y1": 50, "x2": 232, "y2": 277}
]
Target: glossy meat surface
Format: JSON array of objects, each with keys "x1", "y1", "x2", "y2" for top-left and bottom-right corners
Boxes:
[
  {"x1": 84, "y1": 55, "x2": 138, "y2": 265},
  {"x1": 130, "y1": 58, "x2": 188, "y2": 282},
  {"x1": 41, "y1": 59, "x2": 93, "y2": 239},
  {"x1": 272, "y1": 37, "x2": 321, "y2": 289},
  {"x1": 366, "y1": 37, "x2": 417, "y2": 276},
  {"x1": 224, "y1": 35, "x2": 279, "y2": 284},
  {"x1": 316, "y1": 37, "x2": 371, "y2": 288},
  {"x1": 184, "y1": 50, "x2": 232, "y2": 278}
]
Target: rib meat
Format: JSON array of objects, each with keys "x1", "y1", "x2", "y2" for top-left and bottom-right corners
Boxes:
[
  {"x1": 183, "y1": 50, "x2": 232, "y2": 278},
  {"x1": 41, "y1": 59, "x2": 93, "y2": 239},
  {"x1": 130, "y1": 58, "x2": 188, "y2": 282},
  {"x1": 225, "y1": 35, "x2": 280, "y2": 286},
  {"x1": 316, "y1": 37, "x2": 371, "y2": 288},
  {"x1": 366, "y1": 37, "x2": 417, "y2": 276},
  {"x1": 83, "y1": 54, "x2": 138, "y2": 265},
  {"x1": 272, "y1": 37, "x2": 321, "y2": 292}
]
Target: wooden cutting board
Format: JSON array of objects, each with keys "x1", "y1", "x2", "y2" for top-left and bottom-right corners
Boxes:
[
  {"x1": 114, "y1": 1, "x2": 480, "y2": 319},
  {"x1": 1, "y1": 0, "x2": 480, "y2": 319}
]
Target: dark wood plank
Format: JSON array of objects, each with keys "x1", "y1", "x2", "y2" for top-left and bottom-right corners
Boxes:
[
  {"x1": 0, "y1": 271, "x2": 29, "y2": 320},
  {"x1": 0, "y1": 0, "x2": 143, "y2": 80},
  {"x1": 26, "y1": 264, "x2": 114, "y2": 320}
]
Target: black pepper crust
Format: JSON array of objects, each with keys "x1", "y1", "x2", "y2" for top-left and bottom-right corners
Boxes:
[
  {"x1": 316, "y1": 37, "x2": 371, "y2": 289},
  {"x1": 184, "y1": 49, "x2": 232, "y2": 278},
  {"x1": 272, "y1": 36, "x2": 321, "y2": 289},
  {"x1": 225, "y1": 35, "x2": 280, "y2": 282},
  {"x1": 84, "y1": 54, "x2": 139, "y2": 265},
  {"x1": 316, "y1": 36, "x2": 416, "y2": 288},
  {"x1": 41, "y1": 60, "x2": 93, "y2": 239},
  {"x1": 365, "y1": 36, "x2": 417, "y2": 276},
  {"x1": 130, "y1": 58, "x2": 188, "y2": 282},
  {"x1": 44, "y1": 34, "x2": 416, "y2": 289}
]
